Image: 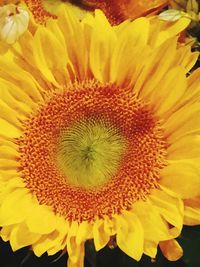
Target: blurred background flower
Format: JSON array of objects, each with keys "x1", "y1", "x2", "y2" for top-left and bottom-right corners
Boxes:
[{"x1": 160, "y1": 0, "x2": 200, "y2": 54}]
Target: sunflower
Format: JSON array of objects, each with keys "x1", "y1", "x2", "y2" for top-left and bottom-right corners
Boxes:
[{"x1": 0, "y1": 5, "x2": 199, "y2": 267}]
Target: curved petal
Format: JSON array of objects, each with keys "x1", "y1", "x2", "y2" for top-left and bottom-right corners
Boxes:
[
  {"x1": 26, "y1": 205, "x2": 58, "y2": 234},
  {"x1": 184, "y1": 196, "x2": 200, "y2": 225},
  {"x1": 149, "y1": 189, "x2": 183, "y2": 238},
  {"x1": 160, "y1": 159, "x2": 200, "y2": 199},
  {"x1": 116, "y1": 211, "x2": 144, "y2": 261},
  {"x1": 9, "y1": 223, "x2": 41, "y2": 251},
  {"x1": 133, "y1": 200, "x2": 170, "y2": 242},
  {"x1": 93, "y1": 219, "x2": 110, "y2": 251}
]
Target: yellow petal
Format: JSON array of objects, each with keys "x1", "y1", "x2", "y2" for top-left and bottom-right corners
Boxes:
[
  {"x1": 159, "y1": 239, "x2": 183, "y2": 261},
  {"x1": 167, "y1": 135, "x2": 200, "y2": 159},
  {"x1": 116, "y1": 211, "x2": 144, "y2": 261},
  {"x1": 32, "y1": 231, "x2": 60, "y2": 256},
  {"x1": 163, "y1": 103, "x2": 200, "y2": 141},
  {"x1": 67, "y1": 235, "x2": 84, "y2": 265},
  {"x1": 89, "y1": 10, "x2": 116, "y2": 83},
  {"x1": 133, "y1": 200, "x2": 169, "y2": 242},
  {"x1": 66, "y1": 221, "x2": 79, "y2": 256},
  {"x1": 0, "y1": 77, "x2": 38, "y2": 111},
  {"x1": 184, "y1": 206, "x2": 200, "y2": 225},
  {"x1": 5, "y1": 177, "x2": 25, "y2": 190},
  {"x1": 143, "y1": 240, "x2": 158, "y2": 258},
  {"x1": 0, "y1": 169, "x2": 19, "y2": 181},
  {"x1": 160, "y1": 159, "x2": 200, "y2": 199},
  {"x1": 175, "y1": 45, "x2": 198, "y2": 74},
  {"x1": 149, "y1": 189, "x2": 183, "y2": 238},
  {"x1": 32, "y1": 217, "x2": 69, "y2": 256},
  {"x1": 9, "y1": 223, "x2": 41, "y2": 251},
  {"x1": 0, "y1": 225, "x2": 13, "y2": 241},
  {"x1": 0, "y1": 118, "x2": 21, "y2": 139},
  {"x1": 153, "y1": 17, "x2": 190, "y2": 47},
  {"x1": 47, "y1": 217, "x2": 69, "y2": 255},
  {"x1": 134, "y1": 38, "x2": 177, "y2": 98},
  {"x1": 76, "y1": 221, "x2": 92, "y2": 245},
  {"x1": 0, "y1": 106, "x2": 22, "y2": 133},
  {"x1": 0, "y1": 144, "x2": 18, "y2": 160},
  {"x1": 110, "y1": 19, "x2": 150, "y2": 86},
  {"x1": 32, "y1": 27, "x2": 64, "y2": 87},
  {"x1": 183, "y1": 68, "x2": 200, "y2": 104},
  {"x1": 104, "y1": 217, "x2": 117, "y2": 236},
  {"x1": 0, "y1": 188, "x2": 32, "y2": 225},
  {"x1": 57, "y1": 5, "x2": 88, "y2": 80},
  {"x1": 26, "y1": 205, "x2": 58, "y2": 234},
  {"x1": 93, "y1": 219, "x2": 110, "y2": 251},
  {"x1": 151, "y1": 66, "x2": 187, "y2": 117},
  {"x1": 68, "y1": 242, "x2": 84, "y2": 267},
  {"x1": 184, "y1": 196, "x2": 200, "y2": 225}
]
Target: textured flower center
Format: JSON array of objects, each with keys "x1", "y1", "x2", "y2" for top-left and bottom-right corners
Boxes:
[
  {"x1": 57, "y1": 120, "x2": 126, "y2": 188},
  {"x1": 17, "y1": 80, "x2": 167, "y2": 222}
]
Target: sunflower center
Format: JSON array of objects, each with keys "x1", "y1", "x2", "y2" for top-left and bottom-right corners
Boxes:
[
  {"x1": 17, "y1": 80, "x2": 167, "y2": 222},
  {"x1": 57, "y1": 120, "x2": 126, "y2": 188}
]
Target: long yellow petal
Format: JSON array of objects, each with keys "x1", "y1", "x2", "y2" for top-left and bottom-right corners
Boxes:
[
  {"x1": 68, "y1": 242, "x2": 84, "y2": 267},
  {"x1": 184, "y1": 196, "x2": 200, "y2": 225},
  {"x1": 149, "y1": 189, "x2": 183, "y2": 238},
  {"x1": 93, "y1": 219, "x2": 110, "y2": 251},
  {"x1": 167, "y1": 134, "x2": 200, "y2": 160},
  {"x1": 133, "y1": 200, "x2": 170, "y2": 242},
  {"x1": 76, "y1": 221, "x2": 93, "y2": 245},
  {"x1": 0, "y1": 189, "x2": 31, "y2": 225},
  {"x1": 26, "y1": 205, "x2": 58, "y2": 234},
  {"x1": 160, "y1": 159, "x2": 200, "y2": 199},
  {"x1": 163, "y1": 103, "x2": 200, "y2": 141},
  {"x1": 9, "y1": 223, "x2": 41, "y2": 251},
  {"x1": 116, "y1": 211, "x2": 144, "y2": 261}
]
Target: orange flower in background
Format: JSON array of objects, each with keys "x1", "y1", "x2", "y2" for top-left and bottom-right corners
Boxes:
[
  {"x1": 80, "y1": 0, "x2": 169, "y2": 24},
  {"x1": 24, "y1": 0, "x2": 57, "y2": 23},
  {"x1": 1, "y1": 0, "x2": 169, "y2": 25}
]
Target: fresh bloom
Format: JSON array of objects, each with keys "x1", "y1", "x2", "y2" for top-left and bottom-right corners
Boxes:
[{"x1": 0, "y1": 5, "x2": 199, "y2": 267}]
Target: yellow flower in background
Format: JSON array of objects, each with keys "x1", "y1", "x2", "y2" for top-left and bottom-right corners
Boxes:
[
  {"x1": 0, "y1": 4, "x2": 199, "y2": 267},
  {"x1": 159, "y1": 0, "x2": 200, "y2": 50},
  {"x1": 160, "y1": 0, "x2": 199, "y2": 22}
]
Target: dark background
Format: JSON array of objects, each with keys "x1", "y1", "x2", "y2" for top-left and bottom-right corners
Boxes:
[{"x1": 0, "y1": 226, "x2": 200, "y2": 267}]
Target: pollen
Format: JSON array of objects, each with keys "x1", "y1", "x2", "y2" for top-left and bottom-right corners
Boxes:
[{"x1": 16, "y1": 80, "x2": 167, "y2": 222}]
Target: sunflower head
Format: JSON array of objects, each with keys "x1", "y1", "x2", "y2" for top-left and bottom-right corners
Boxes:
[{"x1": 0, "y1": 4, "x2": 199, "y2": 267}]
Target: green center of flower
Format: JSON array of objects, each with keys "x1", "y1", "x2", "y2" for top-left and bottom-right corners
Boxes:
[{"x1": 56, "y1": 119, "x2": 126, "y2": 188}]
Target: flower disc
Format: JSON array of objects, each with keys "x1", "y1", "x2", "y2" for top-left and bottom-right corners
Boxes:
[{"x1": 17, "y1": 81, "x2": 167, "y2": 222}]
